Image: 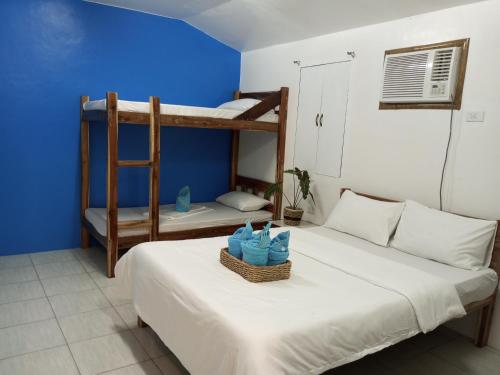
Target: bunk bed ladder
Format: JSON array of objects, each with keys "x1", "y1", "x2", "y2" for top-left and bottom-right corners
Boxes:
[{"x1": 106, "y1": 93, "x2": 160, "y2": 277}]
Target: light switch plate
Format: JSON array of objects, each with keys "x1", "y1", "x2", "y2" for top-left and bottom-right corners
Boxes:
[{"x1": 465, "y1": 111, "x2": 485, "y2": 122}]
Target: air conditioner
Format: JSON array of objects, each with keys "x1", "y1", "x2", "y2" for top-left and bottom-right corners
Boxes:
[{"x1": 380, "y1": 47, "x2": 461, "y2": 103}]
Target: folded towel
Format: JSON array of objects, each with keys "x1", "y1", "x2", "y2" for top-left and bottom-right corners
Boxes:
[
  {"x1": 228, "y1": 221, "x2": 254, "y2": 259},
  {"x1": 176, "y1": 186, "x2": 191, "y2": 212},
  {"x1": 268, "y1": 231, "x2": 290, "y2": 266},
  {"x1": 242, "y1": 222, "x2": 272, "y2": 266}
]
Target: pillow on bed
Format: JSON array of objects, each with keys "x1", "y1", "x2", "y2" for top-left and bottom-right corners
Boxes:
[
  {"x1": 217, "y1": 98, "x2": 261, "y2": 111},
  {"x1": 216, "y1": 191, "x2": 270, "y2": 212},
  {"x1": 391, "y1": 200, "x2": 497, "y2": 271},
  {"x1": 324, "y1": 190, "x2": 405, "y2": 247}
]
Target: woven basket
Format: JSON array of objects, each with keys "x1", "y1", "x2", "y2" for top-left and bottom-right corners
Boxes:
[
  {"x1": 220, "y1": 248, "x2": 291, "y2": 283},
  {"x1": 283, "y1": 207, "x2": 304, "y2": 226}
]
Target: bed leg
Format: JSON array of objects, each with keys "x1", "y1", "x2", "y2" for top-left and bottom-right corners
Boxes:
[
  {"x1": 475, "y1": 300, "x2": 495, "y2": 347},
  {"x1": 106, "y1": 242, "x2": 118, "y2": 278},
  {"x1": 81, "y1": 227, "x2": 90, "y2": 249},
  {"x1": 137, "y1": 316, "x2": 149, "y2": 328}
]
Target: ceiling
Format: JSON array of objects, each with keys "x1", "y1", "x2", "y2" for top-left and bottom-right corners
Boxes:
[{"x1": 86, "y1": 0, "x2": 484, "y2": 51}]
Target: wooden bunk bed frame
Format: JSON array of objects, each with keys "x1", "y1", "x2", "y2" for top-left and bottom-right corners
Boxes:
[
  {"x1": 341, "y1": 188, "x2": 499, "y2": 348},
  {"x1": 80, "y1": 88, "x2": 289, "y2": 278}
]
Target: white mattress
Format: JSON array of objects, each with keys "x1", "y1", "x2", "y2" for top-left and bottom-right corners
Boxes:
[
  {"x1": 303, "y1": 226, "x2": 498, "y2": 306},
  {"x1": 83, "y1": 99, "x2": 279, "y2": 123},
  {"x1": 85, "y1": 202, "x2": 272, "y2": 237}
]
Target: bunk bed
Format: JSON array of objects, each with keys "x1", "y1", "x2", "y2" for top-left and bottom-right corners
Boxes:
[{"x1": 80, "y1": 88, "x2": 289, "y2": 277}]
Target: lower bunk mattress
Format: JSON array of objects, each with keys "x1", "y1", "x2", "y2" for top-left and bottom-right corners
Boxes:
[{"x1": 85, "y1": 202, "x2": 272, "y2": 237}]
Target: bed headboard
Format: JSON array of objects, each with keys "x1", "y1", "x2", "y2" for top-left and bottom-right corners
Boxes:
[
  {"x1": 340, "y1": 188, "x2": 500, "y2": 278},
  {"x1": 235, "y1": 175, "x2": 274, "y2": 214}
]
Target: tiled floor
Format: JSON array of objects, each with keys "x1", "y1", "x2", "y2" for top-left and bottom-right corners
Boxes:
[{"x1": 0, "y1": 248, "x2": 499, "y2": 375}]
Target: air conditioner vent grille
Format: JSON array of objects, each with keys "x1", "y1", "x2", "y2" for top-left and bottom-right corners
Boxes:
[
  {"x1": 382, "y1": 53, "x2": 428, "y2": 98},
  {"x1": 431, "y1": 49, "x2": 453, "y2": 81}
]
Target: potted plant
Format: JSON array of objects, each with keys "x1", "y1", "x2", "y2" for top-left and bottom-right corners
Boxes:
[{"x1": 265, "y1": 167, "x2": 315, "y2": 226}]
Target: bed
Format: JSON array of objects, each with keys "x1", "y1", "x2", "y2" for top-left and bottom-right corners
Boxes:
[
  {"x1": 115, "y1": 189, "x2": 499, "y2": 375},
  {"x1": 80, "y1": 88, "x2": 289, "y2": 277}
]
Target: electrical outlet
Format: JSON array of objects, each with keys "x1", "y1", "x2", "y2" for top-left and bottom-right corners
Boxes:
[{"x1": 465, "y1": 111, "x2": 485, "y2": 123}]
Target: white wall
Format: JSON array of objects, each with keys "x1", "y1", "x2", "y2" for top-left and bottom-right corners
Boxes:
[{"x1": 239, "y1": 0, "x2": 500, "y2": 349}]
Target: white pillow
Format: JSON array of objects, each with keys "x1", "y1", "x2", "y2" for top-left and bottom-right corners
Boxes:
[
  {"x1": 217, "y1": 98, "x2": 261, "y2": 111},
  {"x1": 216, "y1": 191, "x2": 270, "y2": 212},
  {"x1": 391, "y1": 200, "x2": 497, "y2": 270},
  {"x1": 324, "y1": 190, "x2": 405, "y2": 246}
]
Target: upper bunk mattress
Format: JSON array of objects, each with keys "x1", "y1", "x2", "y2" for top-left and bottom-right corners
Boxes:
[
  {"x1": 83, "y1": 99, "x2": 279, "y2": 123},
  {"x1": 85, "y1": 202, "x2": 272, "y2": 237}
]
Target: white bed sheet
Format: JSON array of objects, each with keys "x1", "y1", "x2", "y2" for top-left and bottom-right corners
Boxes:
[
  {"x1": 305, "y1": 226, "x2": 498, "y2": 306},
  {"x1": 115, "y1": 227, "x2": 466, "y2": 375},
  {"x1": 85, "y1": 202, "x2": 272, "y2": 237},
  {"x1": 83, "y1": 99, "x2": 279, "y2": 123}
]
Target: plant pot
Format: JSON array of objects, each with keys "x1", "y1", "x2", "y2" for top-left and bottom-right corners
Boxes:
[{"x1": 283, "y1": 207, "x2": 304, "y2": 226}]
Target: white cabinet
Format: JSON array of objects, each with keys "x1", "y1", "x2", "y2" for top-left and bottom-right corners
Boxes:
[{"x1": 294, "y1": 61, "x2": 351, "y2": 177}]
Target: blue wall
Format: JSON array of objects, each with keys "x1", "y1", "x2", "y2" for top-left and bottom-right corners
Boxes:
[{"x1": 0, "y1": 0, "x2": 241, "y2": 254}]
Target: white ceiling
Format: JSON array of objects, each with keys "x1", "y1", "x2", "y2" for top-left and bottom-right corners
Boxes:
[{"x1": 87, "y1": 0, "x2": 484, "y2": 51}]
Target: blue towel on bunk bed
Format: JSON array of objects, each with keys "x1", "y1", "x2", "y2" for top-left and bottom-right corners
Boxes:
[
  {"x1": 228, "y1": 221, "x2": 253, "y2": 259},
  {"x1": 268, "y1": 230, "x2": 290, "y2": 266},
  {"x1": 241, "y1": 222, "x2": 272, "y2": 266},
  {"x1": 175, "y1": 186, "x2": 191, "y2": 212}
]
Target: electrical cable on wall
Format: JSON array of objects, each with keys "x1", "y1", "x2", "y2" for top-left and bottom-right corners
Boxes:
[{"x1": 439, "y1": 105, "x2": 455, "y2": 211}]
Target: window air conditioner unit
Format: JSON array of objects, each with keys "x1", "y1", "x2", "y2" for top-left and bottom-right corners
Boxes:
[{"x1": 380, "y1": 47, "x2": 461, "y2": 103}]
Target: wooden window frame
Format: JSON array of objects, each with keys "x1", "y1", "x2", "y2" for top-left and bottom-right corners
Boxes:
[{"x1": 379, "y1": 38, "x2": 470, "y2": 110}]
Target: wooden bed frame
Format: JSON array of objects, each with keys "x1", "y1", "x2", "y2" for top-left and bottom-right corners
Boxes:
[
  {"x1": 340, "y1": 188, "x2": 499, "y2": 348},
  {"x1": 80, "y1": 88, "x2": 289, "y2": 278}
]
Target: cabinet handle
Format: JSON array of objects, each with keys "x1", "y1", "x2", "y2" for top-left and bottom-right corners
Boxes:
[
  {"x1": 320, "y1": 114, "x2": 324, "y2": 127},
  {"x1": 315, "y1": 113, "x2": 319, "y2": 127}
]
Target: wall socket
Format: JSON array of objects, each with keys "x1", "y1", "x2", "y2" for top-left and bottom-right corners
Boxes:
[{"x1": 465, "y1": 111, "x2": 485, "y2": 123}]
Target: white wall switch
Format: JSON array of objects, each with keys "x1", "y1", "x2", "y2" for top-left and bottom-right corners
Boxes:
[{"x1": 465, "y1": 111, "x2": 485, "y2": 123}]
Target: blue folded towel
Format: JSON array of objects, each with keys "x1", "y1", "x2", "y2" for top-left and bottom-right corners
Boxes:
[
  {"x1": 268, "y1": 231, "x2": 290, "y2": 266},
  {"x1": 242, "y1": 222, "x2": 272, "y2": 266},
  {"x1": 228, "y1": 221, "x2": 253, "y2": 259},
  {"x1": 175, "y1": 186, "x2": 191, "y2": 212}
]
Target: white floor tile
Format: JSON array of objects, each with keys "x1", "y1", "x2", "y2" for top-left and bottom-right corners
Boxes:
[
  {"x1": 431, "y1": 338, "x2": 500, "y2": 375},
  {"x1": 30, "y1": 249, "x2": 77, "y2": 265},
  {"x1": 0, "y1": 345, "x2": 79, "y2": 375},
  {"x1": 0, "y1": 298, "x2": 54, "y2": 329},
  {"x1": 0, "y1": 319, "x2": 65, "y2": 360},
  {"x1": 153, "y1": 355, "x2": 188, "y2": 375},
  {"x1": 70, "y1": 331, "x2": 149, "y2": 375},
  {"x1": 132, "y1": 327, "x2": 172, "y2": 359},
  {"x1": 49, "y1": 288, "x2": 111, "y2": 318},
  {"x1": 90, "y1": 271, "x2": 119, "y2": 288},
  {"x1": 0, "y1": 280, "x2": 45, "y2": 304},
  {"x1": 101, "y1": 285, "x2": 132, "y2": 306},
  {"x1": 42, "y1": 273, "x2": 97, "y2": 296},
  {"x1": 101, "y1": 360, "x2": 162, "y2": 375},
  {"x1": 0, "y1": 255, "x2": 32, "y2": 270},
  {"x1": 74, "y1": 247, "x2": 106, "y2": 260},
  {"x1": 35, "y1": 260, "x2": 86, "y2": 279},
  {"x1": 59, "y1": 307, "x2": 128, "y2": 343},
  {"x1": 0, "y1": 266, "x2": 37, "y2": 285},
  {"x1": 79, "y1": 256, "x2": 107, "y2": 273},
  {"x1": 115, "y1": 304, "x2": 138, "y2": 329}
]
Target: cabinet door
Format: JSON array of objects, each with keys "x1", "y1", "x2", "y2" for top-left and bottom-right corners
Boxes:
[
  {"x1": 315, "y1": 61, "x2": 351, "y2": 177},
  {"x1": 293, "y1": 65, "x2": 323, "y2": 172}
]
